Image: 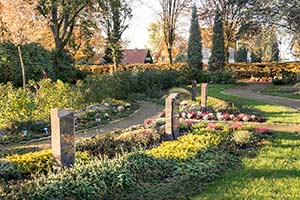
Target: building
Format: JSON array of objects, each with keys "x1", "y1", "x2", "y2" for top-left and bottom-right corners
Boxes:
[{"x1": 122, "y1": 49, "x2": 153, "y2": 64}]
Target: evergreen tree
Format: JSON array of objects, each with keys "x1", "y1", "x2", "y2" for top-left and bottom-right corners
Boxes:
[
  {"x1": 103, "y1": 44, "x2": 113, "y2": 64},
  {"x1": 235, "y1": 45, "x2": 248, "y2": 62},
  {"x1": 208, "y1": 10, "x2": 225, "y2": 71},
  {"x1": 251, "y1": 52, "x2": 262, "y2": 63},
  {"x1": 271, "y1": 34, "x2": 280, "y2": 62},
  {"x1": 188, "y1": 5, "x2": 202, "y2": 69}
]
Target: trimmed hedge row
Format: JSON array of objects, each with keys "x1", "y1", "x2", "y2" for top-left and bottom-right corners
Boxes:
[
  {"x1": 77, "y1": 63, "x2": 187, "y2": 74},
  {"x1": 78, "y1": 62, "x2": 300, "y2": 79},
  {"x1": 227, "y1": 62, "x2": 300, "y2": 78}
]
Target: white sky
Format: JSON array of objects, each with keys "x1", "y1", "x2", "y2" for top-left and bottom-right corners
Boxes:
[{"x1": 123, "y1": 1, "x2": 160, "y2": 49}]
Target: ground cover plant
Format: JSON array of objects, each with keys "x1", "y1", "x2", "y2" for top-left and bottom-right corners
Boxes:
[{"x1": 0, "y1": 122, "x2": 264, "y2": 200}]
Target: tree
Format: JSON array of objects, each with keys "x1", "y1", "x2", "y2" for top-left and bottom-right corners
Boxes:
[
  {"x1": 208, "y1": 11, "x2": 225, "y2": 71},
  {"x1": 198, "y1": 0, "x2": 252, "y2": 61},
  {"x1": 188, "y1": 5, "x2": 202, "y2": 69},
  {"x1": 98, "y1": 0, "x2": 132, "y2": 72},
  {"x1": 147, "y1": 20, "x2": 188, "y2": 63},
  {"x1": 36, "y1": 0, "x2": 94, "y2": 52},
  {"x1": 235, "y1": 45, "x2": 247, "y2": 62},
  {"x1": 158, "y1": 0, "x2": 191, "y2": 64},
  {"x1": 34, "y1": 0, "x2": 95, "y2": 81}
]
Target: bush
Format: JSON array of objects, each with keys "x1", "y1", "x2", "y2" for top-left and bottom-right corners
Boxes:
[
  {"x1": 0, "y1": 41, "x2": 53, "y2": 86},
  {"x1": 232, "y1": 130, "x2": 254, "y2": 147},
  {"x1": 5, "y1": 150, "x2": 53, "y2": 175},
  {"x1": 77, "y1": 127, "x2": 161, "y2": 158},
  {"x1": 147, "y1": 134, "x2": 221, "y2": 160},
  {"x1": 0, "y1": 160, "x2": 21, "y2": 181},
  {"x1": 7, "y1": 135, "x2": 237, "y2": 200}
]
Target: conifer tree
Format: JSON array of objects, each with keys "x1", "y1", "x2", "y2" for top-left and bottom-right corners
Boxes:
[
  {"x1": 236, "y1": 45, "x2": 248, "y2": 62},
  {"x1": 188, "y1": 5, "x2": 202, "y2": 69},
  {"x1": 208, "y1": 10, "x2": 225, "y2": 71}
]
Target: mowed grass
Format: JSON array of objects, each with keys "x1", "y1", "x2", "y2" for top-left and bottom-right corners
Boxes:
[
  {"x1": 260, "y1": 84, "x2": 300, "y2": 100},
  {"x1": 192, "y1": 131, "x2": 300, "y2": 200},
  {"x1": 205, "y1": 84, "x2": 300, "y2": 124}
]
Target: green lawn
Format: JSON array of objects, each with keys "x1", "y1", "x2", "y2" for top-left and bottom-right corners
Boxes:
[
  {"x1": 192, "y1": 131, "x2": 300, "y2": 200},
  {"x1": 260, "y1": 85, "x2": 300, "y2": 100},
  {"x1": 206, "y1": 84, "x2": 300, "y2": 124}
]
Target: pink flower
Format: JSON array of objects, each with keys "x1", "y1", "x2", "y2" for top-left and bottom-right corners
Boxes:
[
  {"x1": 255, "y1": 127, "x2": 269, "y2": 134},
  {"x1": 230, "y1": 122, "x2": 243, "y2": 130},
  {"x1": 207, "y1": 123, "x2": 218, "y2": 130}
]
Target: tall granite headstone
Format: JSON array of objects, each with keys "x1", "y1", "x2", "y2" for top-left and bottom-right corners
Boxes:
[
  {"x1": 51, "y1": 109, "x2": 75, "y2": 168},
  {"x1": 191, "y1": 80, "x2": 197, "y2": 101},
  {"x1": 201, "y1": 83, "x2": 208, "y2": 110},
  {"x1": 165, "y1": 93, "x2": 180, "y2": 140}
]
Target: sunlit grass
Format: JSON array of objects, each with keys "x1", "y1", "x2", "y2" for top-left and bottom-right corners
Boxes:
[
  {"x1": 192, "y1": 132, "x2": 300, "y2": 200},
  {"x1": 260, "y1": 84, "x2": 300, "y2": 100}
]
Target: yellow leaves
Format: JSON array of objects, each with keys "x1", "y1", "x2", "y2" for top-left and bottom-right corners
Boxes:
[{"x1": 147, "y1": 134, "x2": 221, "y2": 160}]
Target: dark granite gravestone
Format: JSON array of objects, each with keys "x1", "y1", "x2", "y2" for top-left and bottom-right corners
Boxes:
[
  {"x1": 191, "y1": 80, "x2": 197, "y2": 101},
  {"x1": 51, "y1": 109, "x2": 75, "y2": 168}
]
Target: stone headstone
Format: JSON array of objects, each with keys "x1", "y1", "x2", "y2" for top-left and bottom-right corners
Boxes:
[
  {"x1": 201, "y1": 83, "x2": 208, "y2": 110},
  {"x1": 191, "y1": 80, "x2": 197, "y2": 101},
  {"x1": 165, "y1": 93, "x2": 180, "y2": 140},
  {"x1": 51, "y1": 109, "x2": 75, "y2": 168}
]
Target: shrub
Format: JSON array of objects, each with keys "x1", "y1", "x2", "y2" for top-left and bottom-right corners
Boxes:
[
  {"x1": 147, "y1": 134, "x2": 221, "y2": 160},
  {"x1": 0, "y1": 147, "x2": 42, "y2": 158},
  {"x1": 116, "y1": 128, "x2": 161, "y2": 147},
  {"x1": 77, "y1": 128, "x2": 161, "y2": 157},
  {"x1": 0, "y1": 160, "x2": 21, "y2": 181},
  {"x1": 232, "y1": 130, "x2": 254, "y2": 147},
  {"x1": 5, "y1": 150, "x2": 53, "y2": 175},
  {"x1": 0, "y1": 41, "x2": 53, "y2": 86}
]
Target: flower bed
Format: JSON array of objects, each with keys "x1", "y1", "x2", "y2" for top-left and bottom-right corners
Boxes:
[
  {"x1": 0, "y1": 99, "x2": 137, "y2": 145},
  {"x1": 179, "y1": 111, "x2": 266, "y2": 123}
]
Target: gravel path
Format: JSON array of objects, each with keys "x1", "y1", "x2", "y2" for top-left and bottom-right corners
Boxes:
[
  {"x1": 225, "y1": 83, "x2": 300, "y2": 110},
  {"x1": 3, "y1": 101, "x2": 162, "y2": 150}
]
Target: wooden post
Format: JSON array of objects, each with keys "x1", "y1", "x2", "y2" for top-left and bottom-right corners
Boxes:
[
  {"x1": 165, "y1": 93, "x2": 180, "y2": 140},
  {"x1": 51, "y1": 109, "x2": 75, "y2": 168},
  {"x1": 201, "y1": 83, "x2": 208, "y2": 111}
]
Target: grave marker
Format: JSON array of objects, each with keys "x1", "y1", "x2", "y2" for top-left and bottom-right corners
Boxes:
[
  {"x1": 191, "y1": 80, "x2": 197, "y2": 101},
  {"x1": 201, "y1": 83, "x2": 208, "y2": 110},
  {"x1": 51, "y1": 109, "x2": 75, "y2": 168},
  {"x1": 165, "y1": 93, "x2": 180, "y2": 140}
]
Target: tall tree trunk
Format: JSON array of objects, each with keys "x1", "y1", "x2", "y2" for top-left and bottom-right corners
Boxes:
[
  {"x1": 167, "y1": 47, "x2": 173, "y2": 64},
  {"x1": 18, "y1": 45, "x2": 26, "y2": 90}
]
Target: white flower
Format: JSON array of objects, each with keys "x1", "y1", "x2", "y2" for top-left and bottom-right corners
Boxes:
[
  {"x1": 117, "y1": 105, "x2": 125, "y2": 112},
  {"x1": 203, "y1": 115, "x2": 209, "y2": 120},
  {"x1": 251, "y1": 115, "x2": 256, "y2": 119},
  {"x1": 187, "y1": 113, "x2": 193, "y2": 119},
  {"x1": 217, "y1": 115, "x2": 224, "y2": 121},
  {"x1": 230, "y1": 114, "x2": 235, "y2": 119},
  {"x1": 242, "y1": 116, "x2": 249, "y2": 122}
]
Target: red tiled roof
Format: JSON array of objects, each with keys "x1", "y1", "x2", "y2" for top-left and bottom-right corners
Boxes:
[{"x1": 122, "y1": 49, "x2": 149, "y2": 64}]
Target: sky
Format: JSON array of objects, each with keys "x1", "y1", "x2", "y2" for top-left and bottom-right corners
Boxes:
[{"x1": 123, "y1": 1, "x2": 160, "y2": 49}]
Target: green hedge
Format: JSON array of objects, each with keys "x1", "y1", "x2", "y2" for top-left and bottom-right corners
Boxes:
[{"x1": 0, "y1": 41, "x2": 53, "y2": 86}]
